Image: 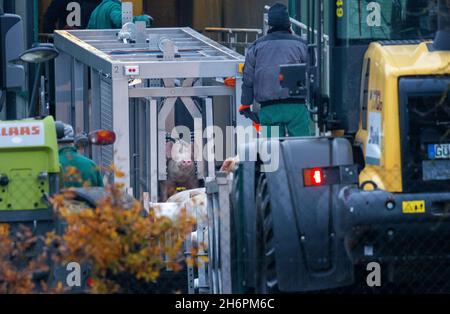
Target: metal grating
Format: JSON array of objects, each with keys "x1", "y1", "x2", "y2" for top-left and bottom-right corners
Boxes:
[
  {"x1": 54, "y1": 28, "x2": 243, "y2": 64},
  {"x1": 100, "y1": 78, "x2": 114, "y2": 170}
]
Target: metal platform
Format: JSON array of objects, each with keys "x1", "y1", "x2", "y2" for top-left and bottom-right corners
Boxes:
[{"x1": 53, "y1": 27, "x2": 247, "y2": 201}]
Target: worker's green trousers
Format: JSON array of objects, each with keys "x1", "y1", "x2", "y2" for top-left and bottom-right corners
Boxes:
[{"x1": 259, "y1": 103, "x2": 315, "y2": 138}]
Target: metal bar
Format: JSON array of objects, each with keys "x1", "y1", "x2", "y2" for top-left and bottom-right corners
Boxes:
[
  {"x1": 263, "y1": 13, "x2": 269, "y2": 35},
  {"x1": 55, "y1": 52, "x2": 72, "y2": 124},
  {"x1": 72, "y1": 59, "x2": 87, "y2": 134},
  {"x1": 213, "y1": 192, "x2": 222, "y2": 293},
  {"x1": 158, "y1": 98, "x2": 176, "y2": 180},
  {"x1": 196, "y1": 202, "x2": 209, "y2": 293},
  {"x1": 204, "y1": 27, "x2": 262, "y2": 34},
  {"x1": 39, "y1": 75, "x2": 45, "y2": 116},
  {"x1": 90, "y1": 68, "x2": 101, "y2": 164},
  {"x1": 186, "y1": 237, "x2": 196, "y2": 294},
  {"x1": 136, "y1": 62, "x2": 241, "y2": 80},
  {"x1": 149, "y1": 98, "x2": 158, "y2": 202},
  {"x1": 111, "y1": 78, "x2": 131, "y2": 188},
  {"x1": 83, "y1": 66, "x2": 90, "y2": 135},
  {"x1": 217, "y1": 172, "x2": 232, "y2": 294},
  {"x1": 205, "y1": 189, "x2": 216, "y2": 294},
  {"x1": 204, "y1": 98, "x2": 215, "y2": 178},
  {"x1": 181, "y1": 97, "x2": 203, "y2": 179}
]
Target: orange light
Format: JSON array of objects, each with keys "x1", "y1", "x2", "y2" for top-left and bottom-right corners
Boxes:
[
  {"x1": 278, "y1": 74, "x2": 284, "y2": 81},
  {"x1": 224, "y1": 77, "x2": 236, "y2": 87},
  {"x1": 303, "y1": 168, "x2": 324, "y2": 187},
  {"x1": 89, "y1": 130, "x2": 116, "y2": 146}
]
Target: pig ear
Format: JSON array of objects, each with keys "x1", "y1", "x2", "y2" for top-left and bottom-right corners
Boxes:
[{"x1": 166, "y1": 141, "x2": 174, "y2": 158}]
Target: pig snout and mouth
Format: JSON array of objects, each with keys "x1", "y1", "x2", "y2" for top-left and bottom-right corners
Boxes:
[{"x1": 160, "y1": 139, "x2": 199, "y2": 201}]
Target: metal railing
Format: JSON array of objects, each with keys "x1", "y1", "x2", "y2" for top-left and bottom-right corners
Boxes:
[
  {"x1": 204, "y1": 27, "x2": 262, "y2": 55},
  {"x1": 263, "y1": 5, "x2": 329, "y2": 41}
]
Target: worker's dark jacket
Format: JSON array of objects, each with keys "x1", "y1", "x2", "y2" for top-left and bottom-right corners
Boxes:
[
  {"x1": 241, "y1": 30, "x2": 308, "y2": 106},
  {"x1": 43, "y1": 0, "x2": 101, "y2": 33}
]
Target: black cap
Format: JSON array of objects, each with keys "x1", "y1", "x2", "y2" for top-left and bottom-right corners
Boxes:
[{"x1": 268, "y1": 2, "x2": 291, "y2": 29}]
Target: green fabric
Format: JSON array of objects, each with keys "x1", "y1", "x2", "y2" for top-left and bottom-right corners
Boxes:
[
  {"x1": 87, "y1": 0, "x2": 151, "y2": 29},
  {"x1": 259, "y1": 103, "x2": 314, "y2": 138},
  {"x1": 59, "y1": 146, "x2": 103, "y2": 188}
]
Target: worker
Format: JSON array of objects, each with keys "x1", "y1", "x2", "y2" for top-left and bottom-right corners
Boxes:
[
  {"x1": 239, "y1": 2, "x2": 314, "y2": 138},
  {"x1": 58, "y1": 124, "x2": 104, "y2": 188},
  {"x1": 43, "y1": 0, "x2": 101, "y2": 33},
  {"x1": 87, "y1": 0, "x2": 153, "y2": 29},
  {"x1": 74, "y1": 132, "x2": 89, "y2": 155}
]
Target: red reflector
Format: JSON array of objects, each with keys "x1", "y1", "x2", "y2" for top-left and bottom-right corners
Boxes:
[
  {"x1": 304, "y1": 168, "x2": 324, "y2": 187},
  {"x1": 224, "y1": 77, "x2": 236, "y2": 87},
  {"x1": 89, "y1": 130, "x2": 116, "y2": 146}
]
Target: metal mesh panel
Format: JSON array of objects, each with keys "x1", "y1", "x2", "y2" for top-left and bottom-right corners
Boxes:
[{"x1": 100, "y1": 78, "x2": 114, "y2": 170}]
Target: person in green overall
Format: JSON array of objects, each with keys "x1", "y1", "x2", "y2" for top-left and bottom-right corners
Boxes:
[
  {"x1": 58, "y1": 124, "x2": 103, "y2": 188},
  {"x1": 87, "y1": 0, "x2": 152, "y2": 29},
  {"x1": 239, "y1": 3, "x2": 314, "y2": 138}
]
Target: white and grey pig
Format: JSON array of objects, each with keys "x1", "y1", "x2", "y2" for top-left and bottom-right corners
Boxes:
[{"x1": 159, "y1": 139, "x2": 199, "y2": 201}]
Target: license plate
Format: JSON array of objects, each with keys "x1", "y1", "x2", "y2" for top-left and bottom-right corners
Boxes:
[{"x1": 428, "y1": 144, "x2": 450, "y2": 159}]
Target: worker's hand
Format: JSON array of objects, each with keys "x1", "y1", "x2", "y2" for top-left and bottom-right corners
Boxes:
[{"x1": 239, "y1": 105, "x2": 260, "y2": 124}]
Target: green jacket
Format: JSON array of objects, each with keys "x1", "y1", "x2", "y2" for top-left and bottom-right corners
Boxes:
[
  {"x1": 59, "y1": 146, "x2": 104, "y2": 188},
  {"x1": 87, "y1": 0, "x2": 151, "y2": 29}
]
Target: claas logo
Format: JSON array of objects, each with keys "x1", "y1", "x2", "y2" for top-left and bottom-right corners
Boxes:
[{"x1": 0, "y1": 125, "x2": 41, "y2": 137}]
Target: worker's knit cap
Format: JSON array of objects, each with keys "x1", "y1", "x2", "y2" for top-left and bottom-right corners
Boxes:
[{"x1": 268, "y1": 2, "x2": 291, "y2": 29}]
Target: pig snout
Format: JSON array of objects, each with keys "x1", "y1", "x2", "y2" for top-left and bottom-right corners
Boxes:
[{"x1": 180, "y1": 159, "x2": 193, "y2": 169}]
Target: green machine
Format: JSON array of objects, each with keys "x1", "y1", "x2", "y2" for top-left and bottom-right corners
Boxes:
[{"x1": 0, "y1": 116, "x2": 59, "y2": 223}]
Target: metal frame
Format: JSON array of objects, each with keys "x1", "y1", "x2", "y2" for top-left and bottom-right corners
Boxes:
[
  {"x1": 54, "y1": 27, "x2": 244, "y2": 201},
  {"x1": 183, "y1": 173, "x2": 233, "y2": 294},
  {"x1": 204, "y1": 27, "x2": 262, "y2": 55}
]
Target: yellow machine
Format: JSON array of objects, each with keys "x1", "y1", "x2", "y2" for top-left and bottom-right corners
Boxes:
[{"x1": 357, "y1": 42, "x2": 450, "y2": 192}]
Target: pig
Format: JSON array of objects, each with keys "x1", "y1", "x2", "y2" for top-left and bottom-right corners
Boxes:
[{"x1": 159, "y1": 139, "x2": 199, "y2": 201}]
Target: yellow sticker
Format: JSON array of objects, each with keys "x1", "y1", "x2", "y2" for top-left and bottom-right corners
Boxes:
[
  {"x1": 238, "y1": 63, "x2": 245, "y2": 74},
  {"x1": 402, "y1": 200, "x2": 425, "y2": 214}
]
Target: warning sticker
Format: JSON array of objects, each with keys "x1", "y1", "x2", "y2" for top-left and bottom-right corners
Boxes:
[
  {"x1": 402, "y1": 200, "x2": 426, "y2": 214},
  {"x1": 366, "y1": 112, "x2": 382, "y2": 165}
]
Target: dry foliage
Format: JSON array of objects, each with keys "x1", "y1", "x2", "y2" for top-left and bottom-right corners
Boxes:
[
  {"x1": 0, "y1": 171, "x2": 195, "y2": 293},
  {"x1": 50, "y1": 181, "x2": 195, "y2": 293},
  {"x1": 0, "y1": 224, "x2": 62, "y2": 293}
]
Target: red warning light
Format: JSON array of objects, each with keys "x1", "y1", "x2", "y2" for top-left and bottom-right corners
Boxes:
[{"x1": 303, "y1": 168, "x2": 324, "y2": 187}]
